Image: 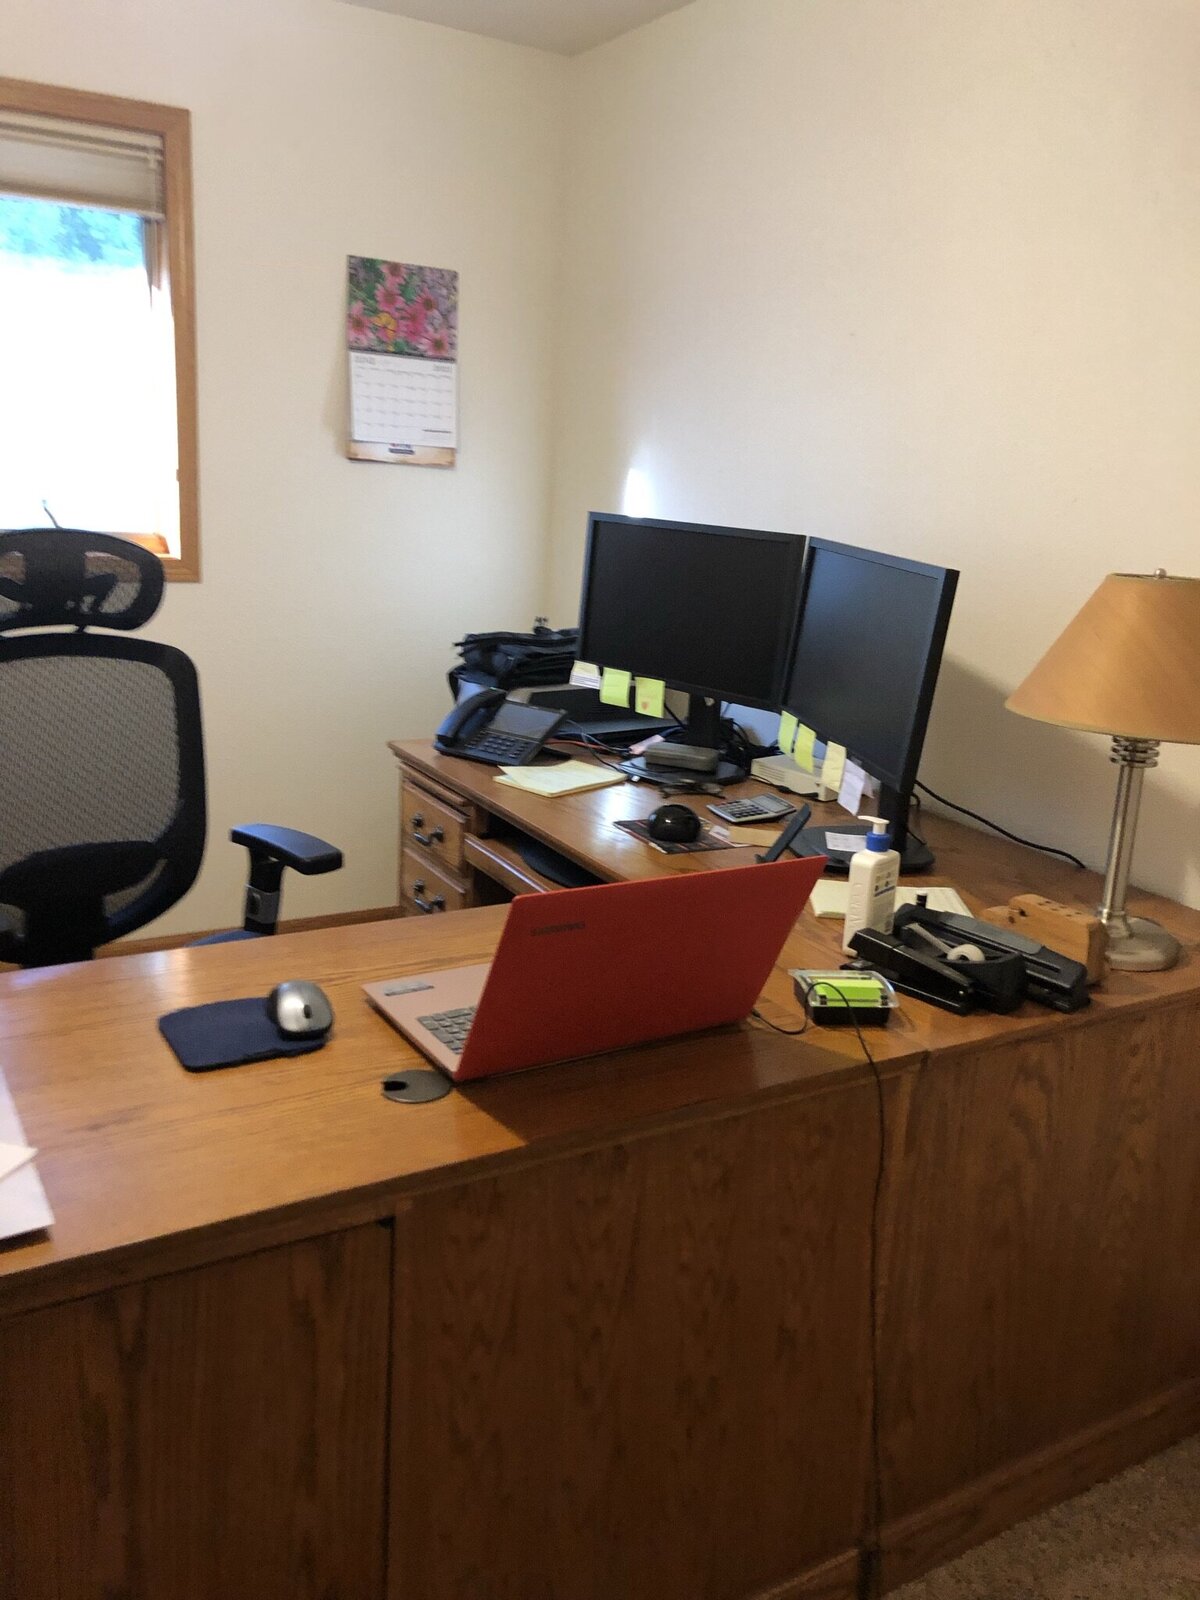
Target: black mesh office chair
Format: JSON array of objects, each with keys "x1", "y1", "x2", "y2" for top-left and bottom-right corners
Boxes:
[{"x1": 0, "y1": 529, "x2": 342, "y2": 967}]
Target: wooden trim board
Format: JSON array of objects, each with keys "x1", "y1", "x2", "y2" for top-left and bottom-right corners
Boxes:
[{"x1": 879, "y1": 1378, "x2": 1200, "y2": 1592}]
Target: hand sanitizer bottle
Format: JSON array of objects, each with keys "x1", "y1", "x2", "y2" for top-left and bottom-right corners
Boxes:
[{"x1": 842, "y1": 817, "x2": 901, "y2": 954}]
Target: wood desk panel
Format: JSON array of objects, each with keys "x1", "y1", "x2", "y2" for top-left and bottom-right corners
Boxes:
[
  {"x1": 0, "y1": 1223, "x2": 390, "y2": 1600},
  {"x1": 877, "y1": 997, "x2": 1200, "y2": 1588},
  {"x1": 392, "y1": 1083, "x2": 878, "y2": 1600}
]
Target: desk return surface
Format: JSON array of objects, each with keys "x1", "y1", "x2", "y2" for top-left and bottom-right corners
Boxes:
[{"x1": 1, "y1": 784, "x2": 1199, "y2": 1599}]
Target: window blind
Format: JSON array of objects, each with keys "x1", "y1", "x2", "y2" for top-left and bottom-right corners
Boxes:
[{"x1": 0, "y1": 111, "x2": 164, "y2": 217}]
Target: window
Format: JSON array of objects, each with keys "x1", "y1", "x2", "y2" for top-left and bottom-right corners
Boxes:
[{"x1": 0, "y1": 79, "x2": 199, "y2": 579}]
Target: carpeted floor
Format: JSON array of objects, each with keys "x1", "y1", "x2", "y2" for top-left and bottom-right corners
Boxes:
[{"x1": 890, "y1": 1433, "x2": 1200, "y2": 1598}]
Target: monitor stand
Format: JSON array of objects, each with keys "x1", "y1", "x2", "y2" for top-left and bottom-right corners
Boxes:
[
  {"x1": 619, "y1": 754, "x2": 745, "y2": 790},
  {"x1": 792, "y1": 818, "x2": 934, "y2": 875},
  {"x1": 619, "y1": 693, "x2": 741, "y2": 789}
]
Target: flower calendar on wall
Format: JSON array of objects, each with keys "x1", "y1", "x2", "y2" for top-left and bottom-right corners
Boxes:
[{"x1": 346, "y1": 257, "x2": 458, "y2": 467}]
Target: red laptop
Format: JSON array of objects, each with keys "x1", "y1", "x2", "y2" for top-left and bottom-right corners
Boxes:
[{"x1": 364, "y1": 854, "x2": 824, "y2": 1081}]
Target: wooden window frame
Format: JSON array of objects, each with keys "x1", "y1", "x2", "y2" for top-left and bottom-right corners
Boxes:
[{"x1": 0, "y1": 77, "x2": 200, "y2": 581}]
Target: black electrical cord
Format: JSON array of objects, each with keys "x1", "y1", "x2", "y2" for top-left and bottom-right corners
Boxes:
[
  {"x1": 914, "y1": 779, "x2": 1087, "y2": 871},
  {"x1": 753, "y1": 984, "x2": 887, "y2": 1597},
  {"x1": 554, "y1": 734, "x2": 629, "y2": 770}
]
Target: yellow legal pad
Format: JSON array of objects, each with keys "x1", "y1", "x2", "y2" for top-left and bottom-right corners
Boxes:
[{"x1": 494, "y1": 760, "x2": 625, "y2": 798}]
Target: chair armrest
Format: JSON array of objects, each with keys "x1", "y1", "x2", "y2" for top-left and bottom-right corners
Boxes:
[{"x1": 230, "y1": 824, "x2": 343, "y2": 876}]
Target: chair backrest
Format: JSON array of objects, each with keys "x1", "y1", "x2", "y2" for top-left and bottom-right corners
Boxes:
[{"x1": 0, "y1": 530, "x2": 205, "y2": 966}]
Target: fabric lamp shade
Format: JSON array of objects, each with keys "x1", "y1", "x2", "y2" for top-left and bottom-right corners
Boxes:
[{"x1": 1006, "y1": 573, "x2": 1200, "y2": 743}]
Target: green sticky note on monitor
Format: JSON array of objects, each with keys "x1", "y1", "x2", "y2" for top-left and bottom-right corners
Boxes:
[
  {"x1": 634, "y1": 676, "x2": 665, "y2": 718},
  {"x1": 793, "y1": 723, "x2": 816, "y2": 771},
  {"x1": 822, "y1": 740, "x2": 847, "y2": 790},
  {"x1": 600, "y1": 667, "x2": 632, "y2": 708},
  {"x1": 778, "y1": 711, "x2": 798, "y2": 756}
]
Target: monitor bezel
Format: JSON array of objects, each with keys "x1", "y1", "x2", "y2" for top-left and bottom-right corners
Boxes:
[
  {"x1": 577, "y1": 511, "x2": 806, "y2": 713},
  {"x1": 782, "y1": 536, "x2": 959, "y2": 798}
]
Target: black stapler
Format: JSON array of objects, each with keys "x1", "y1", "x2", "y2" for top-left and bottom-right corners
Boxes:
[
  {"x1": 847, "y1": 928, "x2": 979, "y2": 1015},
  {"x1": 893, "y1": 903, "x2": 1091, "y2": 1013}
]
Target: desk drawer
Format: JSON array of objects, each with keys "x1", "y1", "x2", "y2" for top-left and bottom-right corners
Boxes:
[
  {"x1": 401, "y1": 855, "x2": 467, "y2": 916},
  {"x1": 464, "y1": 834, "x2": 556, "y2": 896},
  {"x1": 401, "y1": 781, "x2": 469, "y2": 876}
]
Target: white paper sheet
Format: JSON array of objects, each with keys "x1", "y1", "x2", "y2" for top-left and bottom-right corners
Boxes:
[
  {"x1": 837, "y1": 760, "x2": 867, "y2": 816},
  {"x1": 0, "y1": 1141, "x2": 35, "y2": 1184},
  {"x1": 0, "y1": 1069, "x2": 53, "y2": 1243},
  {"x1": 349, "y1": 351, "x2": 457, "y2": 448},
  {"x1": 825, "y1": 832, "x2": 867, "y2": 853}
]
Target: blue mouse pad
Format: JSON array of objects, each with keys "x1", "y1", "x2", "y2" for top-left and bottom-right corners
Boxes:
[{"x1": 159, "y1": 997, "x2": 327, "y2": 1073}]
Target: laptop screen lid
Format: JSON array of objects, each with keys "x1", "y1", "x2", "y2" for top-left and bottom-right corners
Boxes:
[{"x1": 454, "y1": 854, "x2": 824, "y2": 1081}]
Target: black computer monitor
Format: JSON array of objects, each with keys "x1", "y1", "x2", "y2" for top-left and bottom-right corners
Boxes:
[
  {"x1": 577, "y1": 512, "x2": 805, "y2": 782},
  {"x1": 781, "y1": 538, "x2": 958, "y2": 871}
]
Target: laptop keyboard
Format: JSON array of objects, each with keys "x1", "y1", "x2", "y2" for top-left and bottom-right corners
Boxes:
[{"x1": 417, "y1": 1006, "x2": 477, "y2": 1054}]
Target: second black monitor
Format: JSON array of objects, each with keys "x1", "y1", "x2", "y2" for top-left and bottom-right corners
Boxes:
[{"x1": 783, "y1": 538, "x2": 958, "y2": 869}]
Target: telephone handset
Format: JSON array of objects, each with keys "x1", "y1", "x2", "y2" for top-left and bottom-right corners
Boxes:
[
  {"x1": 435, "y1": 686, "x2": 505, "y2": 752},
  {"x1": 434, "y1": 687, "x2": 568, "y2": 766}
]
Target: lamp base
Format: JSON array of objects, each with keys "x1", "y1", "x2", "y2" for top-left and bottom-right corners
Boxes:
[{"x1": 1103, "y1": 915, "x2": 1180, "y2": 972}]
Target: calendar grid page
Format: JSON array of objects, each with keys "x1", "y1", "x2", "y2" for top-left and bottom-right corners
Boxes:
[{"x1": 349, "y1": 352, "x2": 457, "y2": 449}]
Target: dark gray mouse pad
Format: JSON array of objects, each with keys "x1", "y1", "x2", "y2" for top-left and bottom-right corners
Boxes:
[{"x1": 159, "y1": 998, "x2": 327, "y2": 1073}]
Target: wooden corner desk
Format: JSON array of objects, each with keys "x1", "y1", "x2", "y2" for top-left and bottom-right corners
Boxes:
[{"x1": 0, "y1": 742, "x2": 1196, "y2": 1600}]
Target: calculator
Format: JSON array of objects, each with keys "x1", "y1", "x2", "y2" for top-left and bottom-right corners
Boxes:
[{"x1": 706, "y1": 793, "x2": 797, "y2": 825}]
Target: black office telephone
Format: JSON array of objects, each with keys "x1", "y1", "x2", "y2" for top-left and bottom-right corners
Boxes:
[{"x1": 434, "y1": 687, "x2": 568, "y2": 766}]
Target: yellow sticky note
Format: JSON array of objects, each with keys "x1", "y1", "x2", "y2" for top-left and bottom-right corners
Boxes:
[
  {"x1": 569, "y1": 660, "x2": 601, "y2": 689},
  {"x1": 822, "y1": 740, "x2": 847, "y2": 791},
  {"x1": 600, "y1": 667, "x2": 632, "y2": 708},
  {"x1": 778, "y1": 711, "x2": 799, "y2": 756},
  {"x1": 634, "y1": 676, "x2": 665, "y2": 718},
  {"x1": 793, "y1": 723, "x2": 816, "y2": 772}
]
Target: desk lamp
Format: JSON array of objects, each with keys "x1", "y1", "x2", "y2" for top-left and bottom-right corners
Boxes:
[{"x1": 1006, "y1": 569, "x2": 1200, "y2": 971}]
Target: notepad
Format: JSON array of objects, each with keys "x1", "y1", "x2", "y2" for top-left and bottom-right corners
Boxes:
[
  {"x1": 808, "y1": 882, "x2": 971, "y2": 920},
  {"x1": 495, "y1": 760, "x2": 625, "y2": 798}
]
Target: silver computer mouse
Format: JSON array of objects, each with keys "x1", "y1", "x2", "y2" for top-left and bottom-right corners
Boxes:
[{"x1": 267, "y1": 980, "x2": 334, "y2": 1039}]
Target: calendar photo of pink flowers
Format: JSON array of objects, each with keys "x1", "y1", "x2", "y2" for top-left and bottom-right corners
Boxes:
[
  {"x1": 345, "y1": 256, "x2": 458, "y2": 467},
  {"x1": 347, "y1": 257, "x2": 457, "y2": 359}
]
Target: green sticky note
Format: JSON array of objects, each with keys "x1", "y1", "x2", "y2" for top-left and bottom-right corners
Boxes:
[
  {"x1": 811, "y1": 977, "x2": 883, "y2": 1007},
  {"x1": 634, "y1": 676, "x2": 665, "y2": 718},
  {"x1": 822, "y1": 740, "x2": 847, "y2": 790},
  {"x1": 793, "y1": 723, "x2": 816, "y2": 772},
  {"x1": 778, "y1": 711, "x2": 799, "y2": 756},
  {"x1": 600, "y1": 667, "x2": 632, "y2": 708}
]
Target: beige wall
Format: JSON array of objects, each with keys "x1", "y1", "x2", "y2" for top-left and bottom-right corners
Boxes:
[
  {"x1": 0, "y1": 0, "x2": 564, "y2": 934},
  {"x1": 548, "y1": 0, "x2": 1200, "y2": 906},
  {"x1": 7, "y1": 0, "x2": 1200, "y2": 927}
]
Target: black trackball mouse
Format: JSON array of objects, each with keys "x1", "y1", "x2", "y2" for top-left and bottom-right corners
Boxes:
[{"x1": 647, "y1": 803, "x2": 702, "y2": 844}]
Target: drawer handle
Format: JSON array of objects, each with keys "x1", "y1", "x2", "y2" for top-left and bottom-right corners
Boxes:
[
  {"x1": 412, "y1": 880, "x2": 446, "y2": 914},
  {"x1": 411, "y1": 813, "x2": 445, "y2": 848}
]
